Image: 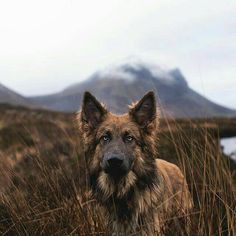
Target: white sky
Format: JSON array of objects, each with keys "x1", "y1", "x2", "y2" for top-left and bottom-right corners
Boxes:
[{"x1": 0, "y1": 0, "x2": 235, "y2": 108}]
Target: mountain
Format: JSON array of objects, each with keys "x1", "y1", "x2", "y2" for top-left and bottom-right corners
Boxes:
[
  {"x1": 0, "y1": 83, "x2": 35, "y2": 108},
  {"x1": 31, "y1": 62, "x2": 236, "y2": 118}
]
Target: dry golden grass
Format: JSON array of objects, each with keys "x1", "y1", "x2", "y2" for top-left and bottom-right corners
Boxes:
[
  {"x1": 0, "y1": 105, "x2": 235, "y2": 235},
  {"x1": 159, "y1": 117, "x2": 236, "y2": 235}
]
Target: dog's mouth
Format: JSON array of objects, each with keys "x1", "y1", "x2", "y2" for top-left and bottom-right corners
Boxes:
[
  {"x1": 103, "y1": 164, "x2": 129, "y2": 181},
  {"x1": 106, "y1": 168, "x2": 128, "y2": 180}
]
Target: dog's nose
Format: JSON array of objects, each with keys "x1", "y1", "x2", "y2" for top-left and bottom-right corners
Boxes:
[
  {"x1": 102, "y1": 154, "x2": 128, "y2": 177},
  {"x1": 107, "y1": 156, "x2": 123, "y2": 168}
]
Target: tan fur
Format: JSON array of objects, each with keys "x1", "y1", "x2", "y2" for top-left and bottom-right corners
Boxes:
[
  {"x1": 78, "y1": 91, "x2": 193, "y2": 235},
  {"x1": 156, "y1": 159, "x2": 193, "y2": 212}
]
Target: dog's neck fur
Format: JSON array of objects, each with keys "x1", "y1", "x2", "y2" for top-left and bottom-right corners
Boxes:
[{"x1": 88, "y1": 141, "x2": 160, "y2": 223}]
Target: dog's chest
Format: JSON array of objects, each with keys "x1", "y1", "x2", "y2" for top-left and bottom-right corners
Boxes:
[{"x1": 106, "y1": 198, "x2": 155, "y2": 235}]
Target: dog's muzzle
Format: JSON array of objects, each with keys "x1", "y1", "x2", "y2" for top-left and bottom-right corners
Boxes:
[{"x1": 101, "y1": 154, "x2": 128, "y2": 179}]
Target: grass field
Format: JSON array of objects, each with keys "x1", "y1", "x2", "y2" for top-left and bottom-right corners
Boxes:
[{"x1": 0, "y1": 104, "x2": 235, "y2": 235}]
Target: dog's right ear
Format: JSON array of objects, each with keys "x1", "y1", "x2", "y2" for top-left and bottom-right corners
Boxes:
[
  {"x1": 79, "y1": 91, "x2": 107, "y2": 132},
  {"x1": 129, "y1": 91, "x2": 156, "y2": 128}
]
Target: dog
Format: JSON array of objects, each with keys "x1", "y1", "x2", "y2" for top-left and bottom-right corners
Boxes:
[{"x1": 77, "y1": 91, "x2": 193, "y2": 235}]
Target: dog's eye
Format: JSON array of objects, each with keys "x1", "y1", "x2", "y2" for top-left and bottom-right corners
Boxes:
[
  {"x1": 102, "y1": 134, "x2": 111, "y2": 143},
  {"x1": 124, "y1": 135, "x2": 134, "y2": 143}
]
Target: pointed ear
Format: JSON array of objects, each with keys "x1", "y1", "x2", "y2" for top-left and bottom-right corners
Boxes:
[
  {"x1": 80, "y1": 91, "x2": 107, "y2": 131},
  {"x1": 129, "y1": 91, "x2": 156, "y2": 128}
]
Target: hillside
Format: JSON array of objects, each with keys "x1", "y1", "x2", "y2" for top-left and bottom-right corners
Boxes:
[
  {"x1": 0, "y1": 103, "x2": 235, "y2": 171},
  {"x1": 30, "y1": 62, "x2": 236, "y2": 118},
  {"x1": 0, "y1": 83, "x2": 35, "y2": 108},
  {"x1": 0, "y1": 104, "x2": 235, "y2": 235}
]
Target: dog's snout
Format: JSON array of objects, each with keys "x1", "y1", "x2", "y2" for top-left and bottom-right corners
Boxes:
[
  {"x1": 102, "y1": 154, "x2": 128, "y2": 177},
  {"x1": 107, "y1": 156, "x2": 123, "y2": 168}
]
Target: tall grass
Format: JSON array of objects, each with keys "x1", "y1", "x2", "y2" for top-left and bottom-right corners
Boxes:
[
  {"x1": 159, "y1": 118, "x2": 236, "y2": 235},
  {"x1": 0, "y1": 118, "x2": 235, "y2": 235}
]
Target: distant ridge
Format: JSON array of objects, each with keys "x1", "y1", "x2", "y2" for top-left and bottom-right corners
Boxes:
[
  {"x1": 29, "y1": 62, "x2": 236, "y2": 118},
  {"x1": 0, "y1": 83, "x2": 35, "y2": 108}
]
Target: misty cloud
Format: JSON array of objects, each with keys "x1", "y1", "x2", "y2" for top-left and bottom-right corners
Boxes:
[{"x1": 0, "y1": 0, "x2": 235, "y2": 108}]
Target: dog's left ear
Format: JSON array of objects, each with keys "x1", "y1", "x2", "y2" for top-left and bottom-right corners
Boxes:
[
  {"x1": 129, "y1": 91, "x2": 157, "y2": 129},
  {"x1": 79, "y1": 91, "x2": 107, "y2": 132}
]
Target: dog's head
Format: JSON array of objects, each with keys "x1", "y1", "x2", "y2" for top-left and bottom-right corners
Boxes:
[{"x1": 78, "y1": 91, "x2": 159, "y2": 199}]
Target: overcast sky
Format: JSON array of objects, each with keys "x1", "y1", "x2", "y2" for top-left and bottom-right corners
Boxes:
[{"x1": 0, "y1": 0, "x2": 235, "y2": 108}]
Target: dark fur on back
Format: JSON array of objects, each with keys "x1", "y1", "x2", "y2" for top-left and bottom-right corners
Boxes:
[{"x1": 77, "y1": 91, "x2": 193, "y2": 235}]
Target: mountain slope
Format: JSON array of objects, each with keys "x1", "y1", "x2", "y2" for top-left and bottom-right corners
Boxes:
[
  {"x1": 0, "y1": 83, "x2": 35, "y2": 108},
  {"x1": 30, "y1": 62, "x2": 236, "y2": 118}
]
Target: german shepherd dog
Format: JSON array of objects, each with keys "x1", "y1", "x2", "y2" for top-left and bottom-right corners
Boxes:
[{"x1": 77, "y1": 91, "x2": 193, "y2": 235}]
